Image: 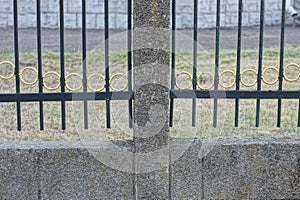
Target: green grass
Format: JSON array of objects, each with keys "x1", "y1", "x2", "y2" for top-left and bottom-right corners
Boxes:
[{"x1": 0, "y1": 46, "x2": 299, "y2": 141}]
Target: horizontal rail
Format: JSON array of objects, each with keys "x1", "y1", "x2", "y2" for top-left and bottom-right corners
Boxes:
[
  {"x1": 0, "y1": 92, "x2": 134, "y2": 102},
  {"x1": 0, "y1": 90, "x2": 300, "y2": 103},
  {"x1": 171, "y1": 90, "x2": 300, "y2": 99}
]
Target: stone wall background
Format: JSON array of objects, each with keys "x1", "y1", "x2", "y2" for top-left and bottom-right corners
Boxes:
[
  {"x1": 0, "y1": 0, "x2": 296, "y2": 29},
  {"x1": 0, "y1": 137, "x2": 299, "y2": 199}
]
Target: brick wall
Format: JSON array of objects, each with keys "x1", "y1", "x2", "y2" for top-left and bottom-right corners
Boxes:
[{"x1": 0, "y1": 0, "x2": 295, "y2": 29}]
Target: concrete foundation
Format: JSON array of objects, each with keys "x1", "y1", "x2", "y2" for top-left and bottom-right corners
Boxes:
[{"x1": 0, "y1": 137, "x2": 299, "y2": 199}]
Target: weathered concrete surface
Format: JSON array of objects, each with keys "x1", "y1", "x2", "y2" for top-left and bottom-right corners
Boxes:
[
  {"x1": 133, "y1": 0, "x2": 170, "y2": 198},
  {"x1": 0, "y1": 137, "x2": 299, "y2": 199},
  {"x1": 172, "y1": 137, "x2": 300, "y2": 199},
  {"x1": 0, "y1": 142, "x2": 134, "y2": 200}
]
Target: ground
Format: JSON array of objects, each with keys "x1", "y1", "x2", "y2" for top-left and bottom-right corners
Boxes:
[{"x1": 1, "y1": 25, "x2": 300, "y2": 52}]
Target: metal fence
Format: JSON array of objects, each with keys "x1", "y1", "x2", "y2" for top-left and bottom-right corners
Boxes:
[
  {"x1": 0, "y1": 0, "x2": 300, "y2": 131},
  {"x1": 170, "y1": 0, "x2": 300, "y2": 128}
]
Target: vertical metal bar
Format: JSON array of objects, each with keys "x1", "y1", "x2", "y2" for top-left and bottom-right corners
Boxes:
[
  {"x1": 277, "y1": 0, "x2": 286, "y2": 127},
  {"x1": 105, "y1": 0, "x2": 111, "y2": 128},
  {"x1": 82, "y1": 0, "x2": 88, "y2": 129},
  {"x1": 192, "y1": 0, "x2": 198, "y2": 127},
  {"x1": 170, "y1": 0, "x2": 176, "y2": 127},
  {"x1": 255, "y1": 0, "x2": 265, "y2": 127},
  {"x1": 13, "y1": 0, "x2": 21, "y2": 131},
  {"x1": 37, "y1": 0, "x2": 44, "y2": 130},
  {"x1": 235, "y1": 0, "x2": 243, "y2": 127},
  {"x1": 213, "y1": 0, "x2": 221, "y2": 128},
  {"x1": 298, "y1": 99, "x2": 300, "y2": 127},
  {"x1": 59, "y1": 0, "x2": 66, "y2": 130},
  {"x1": 128, "y1": 0, "x2": 133, "y2": 128}
]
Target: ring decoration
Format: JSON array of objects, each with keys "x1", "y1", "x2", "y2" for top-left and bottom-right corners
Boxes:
[
  {"x1": 175, "y1": 71, "x2": 193, "y2": 90},
  {"x1": 284, "y1": 63, "x2": 300, "y2": 82},
  {"x1": 175, "y1": 63, "x2": 300, "y2": 90},
  {"x1": 87, "y1": 74, "x2": 106, "y2": 92},
  {"x1": 109, "y1": 73, "x2": 128, "y2": 91},
  {"x1": 43, "y1": 71, "x2": 61, "y2": 91},
  {"x1": 1, "y1": 61, "x2": 299, "y2": 91},
  {"x1": 219, "y1": 70, "x2": 236, "y2": 89},
  {"x1": 262, "y1": 66, "x2": 279, "y2": 85},
  {"x1": 240, "y1": 69, "x2": 258, "y2": 87},
  {"x1": 0, "y1": 61, "x2": 15, "y2": 80},
  {"x1": 19, "y1": 67, "x2": 39, "y2": 85},
  {"x1": 65, "y1": 73, "x2": 83, "y2": 91},
  {"x1": 197, "y1": 72, "x2": 214, "y2": 90}
]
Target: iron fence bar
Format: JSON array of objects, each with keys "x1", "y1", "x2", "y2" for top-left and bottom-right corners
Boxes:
[
  {"x1": 298, "y1": 99, "x2": 300, "y2": 127},
  {"x1": 1, "y1": 91, "x2": 300, "y2": 102},
  {"x1": 169, "y1": 0, "x2": 176, "y2": 127},
  {"x1": 37, "y1": 0, "x2": 44, "y2": 131},
  {"x1": 82, "y1": 0, "x2": 88, "y2": 129},
  {"x1": 255, "y1": 0, "x2": 265, "y2": 127},
  {"x1": 213, "y1": 0, "x2": 221, "y2": 128},
  {"x1": 170, "y1": 90, "x2": 300, "y2": 99},
  {"x1": 0, "y1": 92, "x2": 134, "y2": 102},
  {"x1": 235, "y1": 0, "x2": 243, "y2": 127},
  {"x1": 128, "y1": 0, "x2": 133, "y2": 128},
  {"x1": 59, "y1": 0, "x2": 66, "y2": 130},
  {"x1": 277, "y1": 0, "x2": 286, "y2": 127},
  {"x1": 105, "y1": 0, "x2": 111, "y2": 128},
  {"x1": 192, "y1": 0, "x2": 198, "y2": 127},
  {"x1": 13, "y1": 0, "x2": 21, "y2": 131}
]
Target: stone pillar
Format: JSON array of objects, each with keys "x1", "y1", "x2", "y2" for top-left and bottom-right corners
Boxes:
[{"x1": 133, "y1": 0, "x2": 170, "y2": 199}]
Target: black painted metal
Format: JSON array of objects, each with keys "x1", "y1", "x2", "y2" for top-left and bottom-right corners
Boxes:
[
  {"x1": 213, "y1": 0, "x2": 221, "y2": 128},
  {"x1": 170, "y1": 0, "x2": 176, "y2": 127},
  {"x1": 5, "y1": 0, "x2": 300, "y2": 130},
  {"x1": 192, "y1": 0, "x2": 198, "y2": 127},
  {"x1": 82, "y1": 0, "x2": 88, "y2": 129},
  {"x1": 105, "y1": 0, "x2": 111, "y2": 128},
  {"x1": 298, "y1": 99, "x2": 300, "y2": 127},
  {"x1": 256, "y1": 0, "x2": 265, "y2": 127},
  {"x1": 235, "y1": 0, "x2": 243, "y2": 127},
  {"x1": 0, "y1": 92, "x2": 134, "y2": 102},
  {"x1": 277, "y1": 0, "x2": 286, "y2": 127},
  {"x1": 37, "y1": 0, "x2": 44, "y2": 131},
  {"x1": 59, "y1": 0, "x2": 66, "y2": 130},
  {"x1": 128, "y1": 0, "x2": 133, "y2": 128},
  {"x1": 13, "y1": 0, "x2": 21, "y2": 131},
  {"x1": 170, "y1": 90, "x2": 300, "y2": 99},
  {"x1": 2, "y1": 90, "x2": 300, "y2": 103}
]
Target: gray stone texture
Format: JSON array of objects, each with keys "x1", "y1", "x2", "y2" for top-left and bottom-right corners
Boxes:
[
  {"x1": 133, "y1": 0, "x2": 170, "y2": 199},
  {"x1": 172, "y1": 137, "x2": 300, "y2": 200},
  {"x1": 0, "y1": 142, "x2": 134, "y2": 199},
  {"x1": 0, "y1": 137, "x2": 299, "y2": 199},
  {"x1": 0, "y1": 0, "x2": 297, "y2": 29}
]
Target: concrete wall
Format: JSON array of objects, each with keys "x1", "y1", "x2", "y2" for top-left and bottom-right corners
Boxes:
[
  {"x1": 0, "y1": 137, "x2": 299, "y2": 199},
  {"x1": 0, "y1": 0, "x2": 293, "y2": 29}
]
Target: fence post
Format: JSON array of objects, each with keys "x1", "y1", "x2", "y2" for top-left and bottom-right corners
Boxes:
[{"x1": 133, "y1": 0, "x2": 170, "y2": 199}]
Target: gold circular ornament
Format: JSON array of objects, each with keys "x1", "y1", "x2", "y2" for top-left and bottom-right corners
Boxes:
[
  {"x1": 197, "y1": 72, "x2": 214, "y2": 90},
  {"x1": 109, "y1": 73, "x2": 128, "y2": 91},
  {"x1": 0, "y1": 61, "x2": 15, "y2": 80},
  {"x1": 175, "y1": 71, "x2": 193, "y2": 90},
  {"x1": 87, "y1": 74, "x2": 105, "y2": 92},
  {"x1": 284, "y1": 63, "x2": 300, "y2": 82},
  {"x1": 262, "y1": 66, "x2": 279, "y2": 85},
  {"x1": 219, "y1": 70, "x2": 236, "y2": 89},
  {"x1": 65, "y1": 73, "x2": 83, "y2": 91},
  {"x1": 43, "y1": 71, "x2": 61, "y2": 91},
  {"x1": 19, "y1": 67, "x2": 38, "y2": 85},
  {"x1": 241, "y1": 69, "x2": 258, "y2": 87}
]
